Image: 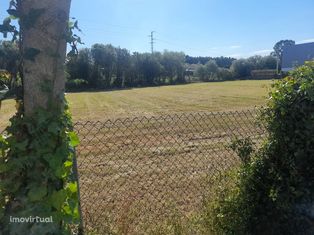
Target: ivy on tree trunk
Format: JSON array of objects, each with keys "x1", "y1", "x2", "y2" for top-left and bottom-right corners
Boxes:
[
  {"x1": 0, "y1": 1, "x2": 81, "y2": 235},
  {"x1": 20, "y1": 0, "x2": 71, "y2": 115}
]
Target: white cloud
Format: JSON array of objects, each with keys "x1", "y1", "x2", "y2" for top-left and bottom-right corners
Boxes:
[
  {"x1": 296, "y1": 38, "x2": 314, "y2": 44},
  {"x1": 226, "y1": 53, "x2": 242, "y2": 58},
  {"x1": 229, "y1": 45, "x2": 241, "y2": 49},
  {"x1": 252, "y1": 49, "x2": 272, "y2": 55}
]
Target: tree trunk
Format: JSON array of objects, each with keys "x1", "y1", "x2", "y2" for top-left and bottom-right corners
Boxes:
[{"x1": 20, "y1": 0, "x2": 71, "y2": 116}]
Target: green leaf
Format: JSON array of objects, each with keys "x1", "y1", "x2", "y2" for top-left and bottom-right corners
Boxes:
[
  {"x1": 48, "y1": 122, "x2": 60, "y2": 134},
  {"x1": 0, "y1": 163, "x2": 9, "y2": 173},
  {"x1": 64, "y1": 160, "x2": 73, "y2": 168},
  {"x1": 62, "y1": 204, "x2": 73, "y2": 216},
  {"x1": 15, "y1": 139, "x2": 28, "y2": 151},
  {"x1": 67, "y1": 182, "x2": 77, "y2": 193},
  {"x1": 7, "y1": 9, "x2": 19, "y2": 18},
  {"x1": 54, "y1": 167, "x2": 64, "y2": 178},
  {"x1": 50, "y1": 190, "x2": 67, "y2": 210},
  {"x1": 28, "y1": 186, "x2": 47, "y2": 202},
  {"x1": 3, "y1": 17, "x2": 11, "y2": 26},
  {"x1": 43, "y1": 153, "x2": 62, "y2": 171},
  {"x1": 68, "y1": 131, "x2": 79, "y2": 147},
  {"x1": 67, "y1": 46, "x2": 76, "y2": 57}
]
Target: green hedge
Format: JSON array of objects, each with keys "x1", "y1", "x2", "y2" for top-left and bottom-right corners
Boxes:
[{"x1": 210, "y1": 61, "x2": 314, "y2": 234}]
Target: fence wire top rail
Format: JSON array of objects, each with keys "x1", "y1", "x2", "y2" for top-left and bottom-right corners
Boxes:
[{"x1": 73, "y1": 108, "x2": 264, "y2": 127}]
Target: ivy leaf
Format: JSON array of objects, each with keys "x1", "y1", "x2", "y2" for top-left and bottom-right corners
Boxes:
[
  {"x1": 24, "y1": 47, "x2": 41, "y2": 62},
  {"x1": 0, "y1": 17, "x2": 13, "y2": 38},
  {"x1": 48, "y1": 122, "x2": 60, "y2": 134},
  {"x1": 28, "y1": 186, "x2": 47, "y2": 202},
  {"x1": 73, "y1": 20, "x2": 82, "y2": 32},
  {"x1": 64, "y1": 160, "x2": 73, "y2": 168},
  {"x1": 63, "y1": 204, "x2": 72, "y2": 215},
  {"x1": 7, "y1": 9, "x2": 19, "y2": 18},
  {"x1": 50, "y1": 190, "x2": 67, "y2": 210},
  {"x1": 67, "y1": 46, "x2": 76, "y2": 57},
  {"x1": 3, "y1": 17, "x2": 11, "y2": 26},
  {"x1": 67, "y1": 182, "x2": 77, "y2": 193},
  {"x1": 43, "y1": 153, "x2": 62, "y2": 172},
  {"x1": 14, "y1": 139, "x2": 28, "y2": 151},
  {"x1": 0, "y1": 163, "x2": 9, "y2": 173},
  {"x1": 68, "y1": 131, "x2": 79, "y2": 147}
]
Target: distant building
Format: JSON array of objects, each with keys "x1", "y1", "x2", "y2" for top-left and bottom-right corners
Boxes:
[{"x1": 281, "y1": 42, "x2": 314, "y2": 71}]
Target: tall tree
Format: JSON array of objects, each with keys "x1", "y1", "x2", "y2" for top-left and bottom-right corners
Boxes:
[
  {"x1": 273, "y1": 39, "x2": 295, "y2": 71},
  {"x1": 205, "y1": 60, "x2": 219, "y2": 80},
  {"x1": 161, "y1": 51, "x2": 185, "y2": 84},
  {"x1": 230, "y1": 59, "x2": 252, "y2": 78},
  {"x1": 0, "y1": 1, "x2": 81, "y2": 234},
  {"x1": 66, "y1": 48, "x2": 92, "y2": 84},
  {"x1": 20, "y1": 0, "x2": 71, "y2": 115},
  {"x1": 91, "y1": 43, "x2": 117, "y2": 88},
  {"x1": 113, "y1": 47, "x2": 130, "y2": 88}
]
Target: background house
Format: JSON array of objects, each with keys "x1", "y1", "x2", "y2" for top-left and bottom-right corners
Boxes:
[{"x1": 281, "y1": 42, "x2": 314, "y2": 71}]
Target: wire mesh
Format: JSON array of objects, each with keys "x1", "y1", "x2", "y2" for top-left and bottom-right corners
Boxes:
[{"x1": 74, "y1": 109, "x2": 267, "y2": 234}]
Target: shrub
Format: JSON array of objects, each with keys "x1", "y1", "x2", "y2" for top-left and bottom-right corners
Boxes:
[
  {"x1": 217, "y1": 68, "x2": 234, "y2": 81},
  {"x1": 209, "y1": 61, "x2": 314, "y2": 234},
  {"x1": 230, "y1": 59, "x2": 253, "y2": 78},
  {"x1": 66, "y1": 79, "x2": 89, "y2": 91},
  {"x1": 0, "y1": 70, "x2": 11, "y2": 87},
  {"x1": 196, "y1": 65, "x2": 207, "y2": 82}
]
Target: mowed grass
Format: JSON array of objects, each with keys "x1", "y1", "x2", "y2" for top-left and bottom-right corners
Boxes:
[
  {"x1": 0, "y1": 80, "x2": 272, "y2": 233},
  {"x1": 0, "y1": 80, "x2": 272, "y2": 130}
]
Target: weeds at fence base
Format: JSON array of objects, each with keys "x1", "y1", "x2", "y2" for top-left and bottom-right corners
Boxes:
[
  {"x1": 199, "y1": 170, "x2": 239, "y2": 235},
  {"x1": 81, "y1": 170, "x2": 237, "y2": 235}
]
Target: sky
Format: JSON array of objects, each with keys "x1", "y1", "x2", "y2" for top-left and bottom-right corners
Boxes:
[{"x1": 1, "y1": 0, "x2": 314, "y2": 58}]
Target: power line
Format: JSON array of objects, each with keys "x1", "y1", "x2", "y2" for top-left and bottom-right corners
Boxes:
[{"x1": 156, "y1": 38, "x2": 214, "y2": 55}]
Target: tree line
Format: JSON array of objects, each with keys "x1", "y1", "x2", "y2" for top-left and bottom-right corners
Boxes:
[
  {"x1": 65, "y1": 43, "x2": 278, "y2": 90},
  {"x1": 66, "y1": 44, "x2": 186, "y2": 90},
  {"x1": 1, "y1": 40, "x2": 292, "y2": 92},
  {"x1": 185, "y1": 55, "x2": 235, "y2": 68}
]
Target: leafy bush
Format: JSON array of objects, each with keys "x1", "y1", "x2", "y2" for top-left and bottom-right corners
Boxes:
[
  {"x1": 196, "y1": 66, "x2": 207, "y2": 82},
  {"x1": 230, "y1": 59, "x2": 253, "y2": 78},
  {"x1": 217, "y1": 68, "x2": 234, "y2": 81},
  {"x1": 230, "y1": 137, "x2": 255, "y2": 165},
  {"x1": 0, "y1": 70, "x2": 11, "y2": 87},
  {"x1": 66, "y1": 78, "x2": 89, "y2": 91},
  {"x1": 209, "y1": 62, "x2": 314, "y2": 234}
]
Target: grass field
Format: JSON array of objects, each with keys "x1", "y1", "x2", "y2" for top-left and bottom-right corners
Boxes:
[
  {"x1": 0, "y1": 80, "x2": 272, "y2": 131},
  {"x1": 0, "y1": 80, "x2": 272, "y2": 233}
]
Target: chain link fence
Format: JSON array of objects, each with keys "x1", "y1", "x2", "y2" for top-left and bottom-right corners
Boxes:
[{"x1": 74, "y1": 109, "x2": 267, "y2": 234}]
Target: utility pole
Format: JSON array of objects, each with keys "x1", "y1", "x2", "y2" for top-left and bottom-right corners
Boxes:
[{"x1": 148, "y1": 31, "x2": 155, "y2": 54}]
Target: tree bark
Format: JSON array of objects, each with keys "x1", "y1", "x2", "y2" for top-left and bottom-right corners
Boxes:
[{"x1": 20, "y1": 0, "x2": 71, "y2": 116}]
